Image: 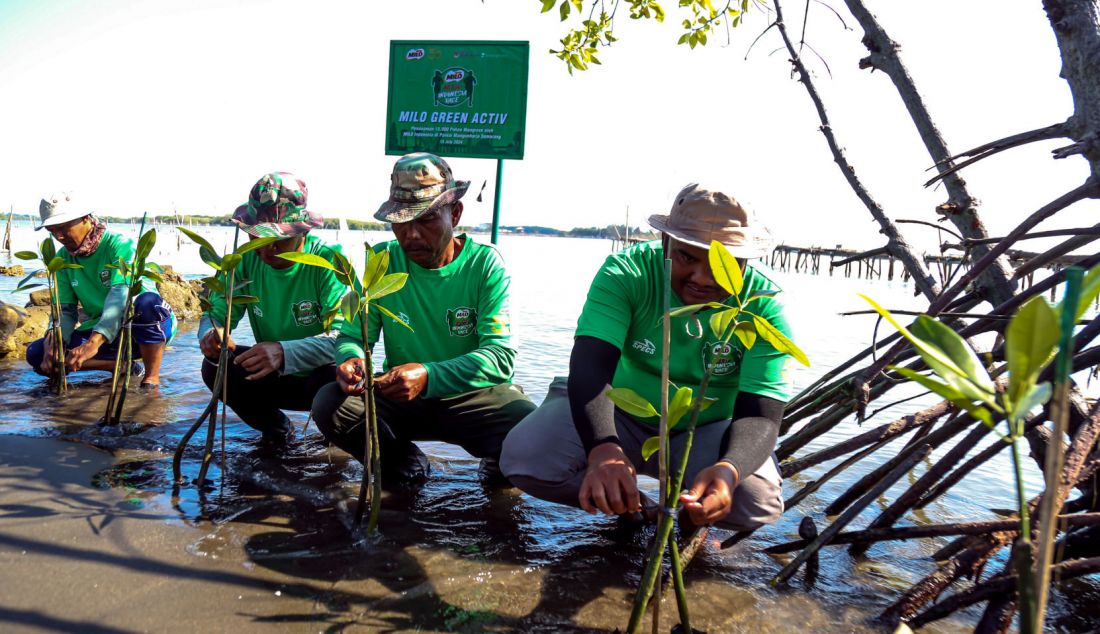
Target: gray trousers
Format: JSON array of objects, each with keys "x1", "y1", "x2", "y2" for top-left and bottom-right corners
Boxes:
[{"x1": 501, "y1": 377, "x2": 784, "y2": 531}]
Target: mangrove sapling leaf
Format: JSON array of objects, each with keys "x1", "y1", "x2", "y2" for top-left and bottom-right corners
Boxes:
[
  {"x1": 200, "y1": 247, "x2": 223, "y2": 270},
  {"x1": 141, "y1": 269, "x2": 163, "y2": 283},
  {"x1": 221, "y1": 253, "x2": 242, "y2": 272},
  {"x1": 177, "y1": 227, "x2": 218, "y2": 254},
  {"x1": 1009, "y1": 382, "x2": 1053, "y2": 422},
  {"x1": 367, "y1": 272, "x2": 409, "y2": 300},
  {"x1": 41, "y1": 238, "x2": 55, "y2": 261},
  {"x1": 15, "y1": 270, "x2": 44, "y2": 292},
  {"x1": 233, "y1": 236, "x2": 279, "y2": 255},
  {"x1": 668, "y1": 386, "x2": 695, "y2": 428},
  {"x1": 320, "y1": 307, "x2": 340, "y2": 331},
  {"x1": 749, "y1": 313, "x2": 811, "y2": 367},
  {"x1": 606, "y1": 387, "x2": 659, "y2": 419},
  {"x1": 341, "y1": 291, "x2": 361, "y2": 323},
  {"x1": 14, "y1": 250, "x2": 37, "y2": 260},
  {"x1": 46, "y1": 257, "x2": 66, "y2": 274},
  {"x1": 231, "y1": 295, "x2": 259, "y2": 305},
  {"x1": 641, "y1": 436, "x2": 661, "y2": 462},
  {"x1": 1065, "y1": 263, "x2": 1100, "y2": 321},
  {"x1": 363, "y1": 250, "x2": 389, "y2": 289},
  {"x1": 744, "y1": 289, "x2": 779, "y2": 303},
  {"x1": 136, "y1": 229, "x2": 156, "y2": 260},
  {"x1": 733, "y1": 321, "x2": 756, "y2": 349},
  {"x1": 277, "y1": 251, "x2": 337, "y2": 271},
  {"x1": 708, "y1": 307, "x2": 739, "y2": 341},
  {"x1": 910, "y1": 315, "x2": 994, "y2": 392},
  {"x1": 890, "y1": 366, "x2": 998, "y2": 430},
  {"x1": 667, "y1": 302, "x2": 725, "y2": 319},
  {"x1": 198, "y1": 296, "x2": 213, "y2": 313},
  {"x1": 708, "y1": 239, "x2": 743, "y2": 297},
  {"x1": 373, "y1": 303, "x2": 414, "y2": 331},
  {"x1": 1005, "y1": 295, "x2": 1060, "y2": 406},
  {"x1": 200, "y1": 276, "x2": 226, "y2": 294}
]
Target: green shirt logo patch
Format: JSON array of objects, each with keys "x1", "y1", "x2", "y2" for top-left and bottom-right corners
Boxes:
[
  {"x1": 99, "y1": 269, "x2": 111, "y2": 287},
  {"x1": 292, "y1": 299, "x2": 319, "y2": 327},
  {"x1": 703, "y1": 340, "x2": 743, "y2": 376},
  {"x1": 445, "y1": 306, "x2": 477, "y2": 337}
]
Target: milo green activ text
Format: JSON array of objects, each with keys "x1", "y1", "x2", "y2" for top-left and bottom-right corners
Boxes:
[{"x1": 385, "y1": 41, "x2": 529, "y2": 160}]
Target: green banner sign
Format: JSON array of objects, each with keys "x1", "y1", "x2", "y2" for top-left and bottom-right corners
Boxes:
[{"x1": 385, "y1": 40, "x2": 529, "y2": 160}]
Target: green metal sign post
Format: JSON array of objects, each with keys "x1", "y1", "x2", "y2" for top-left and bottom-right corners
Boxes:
[{"x1": 385, "y1": 40, "x2": 529, "y2": 244}]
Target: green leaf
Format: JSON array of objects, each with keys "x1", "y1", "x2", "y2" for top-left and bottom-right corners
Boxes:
[
  {"x1": 559, "y1": 0, "x2": 570, "y2": 21},
  {"x1": 1010, "y1": 382, "x2": 1052, "y2": 422},
  {"x1": 1005, "y1": 295, "x2": 1059, "y2": 405},
  {"x1": 651, "y1": 0, "x2": 665, "y2": 22},
  {"x1": 142, "y1": 270, "x2": 164, "y2": 283},
  {"x1": 14, "y1": 251, "x2": 37, "y2": 261},
  {"x1": 46, "y1": 256, "x2": 65, "y2": 274},
  {"x1": 231, "y1": 295, "x2": 259, "y2": 305},
  {"x1": 321, "y1": 306, "x2": 340, "y2": 331},
  {"x1": 15, "y1": 282, "x2": 45, "y2": 292},
  {"x1": 233, "y1": 279, "x2": 252, "y2": 292},
  {"x1": 709, "y1": 307, "x2": 739, "y2": 340},
  {"x1": 751, "y1": 314, "x2": 810, "y2": 367},
  {"x1": 178, "y1": 227, "x2": 217, "y2": 255},
  {"x1": 58, "y1": 263, "x2": 82, "y2": 270},
  {"x1": 363, "y1": 249, "x2": 390, "y2": 289},
  {"x1": 341, "y1": 291, "x2": 361, "y2": 324},
  {"x1": 137, "y1": 228, "x2": 157, "y2": 260},
  {"x1": 540, "y1": 0, "x2": 557, "y2": 13},
  {"x1": 606, "y1": 387, "x2": 659, "y2": 419},
  {"x1": 668, "y1": 385, "x2": 694, "y2": 428},
  {"x1": 199, "y1": 246, "x2": 222, "y2": 270},
  {"x1": 668, "y1": 301, "x2": 726, "y2": 319},
  {"x1": 41, "y1": 238, "x2": 55, "y2": 262},
  {"x1": 1069, "y1": 263, "x2": 1100, "y2": 321},
  {"x1": 641, "y1": 436, "x2": 661, "y2": 462},
  {"x1": 733, "y1": 321, "x2": 757, "y2": 349},
  {"x1": 368, "y1": 272, "x2": 408, "y2": 300},
  {"x1": 331, "y1": 249, "x2": 356, "y2": 285},
  {"x1": 708, "y1": 240, "x2": 742, "y2": 297},
  {"x1": 198, "y1": 296, "x2": 213, "y2": 313},
  {"x1": 201, "y1": 276, "x2": 226, "y2": 294},
  {"x1": 234, "y1": 236, "x2": 278, "y2": 256},
  {"x1": 891, "y1": 367, "x2": 997, "y2": 430},
  {"x1": 372, "y1": 302, "x2": 413, "y2": 331},
  {"x1": 276, "y1": 251, "x2": 337, "y2": 271},
  {"x1": 745, "y1": 289, "x2": 779, "y2": 304},
  {"x1": 910, "y1": 315, "x2": 994, "y2": 392},
  {"x1": 221, "y1": 253, "x2": 242, "y2": 272},
  {"x1": 16, "y1": 270, "x2": 40, "y2": 288}
]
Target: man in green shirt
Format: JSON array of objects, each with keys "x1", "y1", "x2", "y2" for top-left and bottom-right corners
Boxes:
[
  {"x1": 26, "y1": 194, "x2": 175, "y2": 389},
  {"x1": 198, "y1": 172, "x2": 345, "y2": 445},
  {"x1": 502, "y1": 184, "x2": 791, "y2": 530},
  {"x1": 311, "y1": 152, "x2": 535, "y2": 484}
]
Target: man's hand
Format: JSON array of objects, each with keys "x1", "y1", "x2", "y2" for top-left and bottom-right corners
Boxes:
[
  {"x1": 374, "y1": 363, "x2": 428, "y2": 401},
  {"x1": 40, "y1": 330, "x2": 57, "y2": 374},
  {"x1": 234, "y1": 342, "x2": 284, "y2": 380},
  {"x1": 679, "y1": 462, "x2": 739, "y2": 526},
  {"x1": 200, "y1": 327, "x2": 235, "y2": 359},
  {"x1": 336, "y1": 358, "x2": 367, "y2": 395},
  {"x1": 66, "y1": 332, "x2": 106, "y2": 372},
  {"x1": 579, "y1": 442, "x2": 641, "y2": 515}
]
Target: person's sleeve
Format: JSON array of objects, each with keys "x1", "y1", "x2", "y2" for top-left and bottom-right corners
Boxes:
[
  {"x1": 59, "y1": 303, "x2": 79, "y2": 343},
  {"x1": 335, "y1": 312, "x2": 367, "y2": 364},
  {"x1": 280, "y1": 260, "x2": 347, "y2": 375},
  {"x1": 92, "y1": 284, "x2": 128, "y2": 342},
  {"x1": 573, "y1": 253, "x2": 634, "y2": 350},
  {"x1": 737, "y1": 297, "x2": 794, "y2": 402},
  {"x1": 420, "y1": 252, "x2": 516, "y2": 398},
  {"x1": 719, "y1": 393, "x2": 785, "y2": 482},
  {"x1": 568, "y1": 336, "x2": 622, "y2": 454}
]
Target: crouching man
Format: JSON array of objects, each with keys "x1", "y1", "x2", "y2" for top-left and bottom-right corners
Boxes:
[
  {"x1": 502, "y1": 184, "x2": 792, "y2": 530},
  {"x1": 311, "y1": 153, "x2": 535, "y2": 484},
  {"x1": 27, "y1": 193, "x2": 174, "y2": 390}
]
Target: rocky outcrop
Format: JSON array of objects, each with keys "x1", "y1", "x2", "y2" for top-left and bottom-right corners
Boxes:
[
  {"x1": 0, "y1": 265, "x2": 25, "y2": 277},
  {"x1": 156, "y1": 266, "x2": 203, "y2": 321},
  {"x1": 0, "y1": 301, "x2": 48, "y2": 359}
]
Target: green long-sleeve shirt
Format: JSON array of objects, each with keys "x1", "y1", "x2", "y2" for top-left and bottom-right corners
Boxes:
[
  {"x1": 334, "y1": 234, "x2": 518, "y2": 399},
  {"x1": 199, "y1": 234, "x2": 347, "y2": 376}
]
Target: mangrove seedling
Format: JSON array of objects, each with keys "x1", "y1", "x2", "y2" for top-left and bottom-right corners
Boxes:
[
  {"x1": 171, "y1": 227, "x2": 275, "y2": 487},
  {"x1": 102, "y1": 214, "x2": 162, "y2": 425},
  {"x1": 860, "y1": 262, "x2": 1100, "y2": 634},
  {"x1": 279, "y1": 244, "x2": 410, "y2": 534},
  {"x1": 14, "y1": 237, "x2": 83, "y2": 394},
  {"x1": 606, "y1": 240, "x2": 808, "y2": 633}
]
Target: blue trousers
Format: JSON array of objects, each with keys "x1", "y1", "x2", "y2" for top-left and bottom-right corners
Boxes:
[{"x1": 26, "y1": 292, "x2": 175, "y2": 375}]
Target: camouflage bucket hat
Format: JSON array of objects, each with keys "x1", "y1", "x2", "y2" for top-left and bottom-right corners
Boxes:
[
  {"x1": 232, "y1": 172, "x2": 324, "y2": 238},
  {"x1": 374, "y1": 152, "x2": 470, "y2": 224}
]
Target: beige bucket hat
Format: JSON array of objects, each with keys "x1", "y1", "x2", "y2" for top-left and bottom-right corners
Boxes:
[{"x1": 647, "y1": 183, "x2": 774, "y2": 258}]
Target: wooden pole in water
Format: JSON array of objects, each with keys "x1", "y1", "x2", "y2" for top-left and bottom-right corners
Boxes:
[{"x1": 2, "y1": 205, "x2": 12, "y2": 254}]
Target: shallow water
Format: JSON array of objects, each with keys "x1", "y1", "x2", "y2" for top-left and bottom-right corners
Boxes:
[{"x1": 1, "y1": 225, "x2": 1097, "y2": 632}]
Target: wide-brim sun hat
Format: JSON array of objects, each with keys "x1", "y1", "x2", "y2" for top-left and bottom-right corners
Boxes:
[
  {"x1": 35, "y1": 193, "x2": 87, "y2": 230},
  {"x1": 232, "y1": 172, "x2": 324, "y2": 239},
  {"x1": 647, "y1": 183, "x2": 774, "y2": 259},
  {"x1": 375, "y1": 152, "x2": 470, "y2": 224}
]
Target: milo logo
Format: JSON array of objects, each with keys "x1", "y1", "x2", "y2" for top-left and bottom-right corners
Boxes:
[
  {"x1": 99, "y1": 269, "x2": 111, "y2": 287},
  {"x1": 292, "y1": 299, "x2": 319, "y2": 327},
  {"x1": 446, "y1": 306, "x2": 477, "y2": 337},
  {"x1": 432, "y1": 67, "x2": 477, "y2": 107},
  {"x1": 702, "y1": 340, "x2": 743, "y2": 376},
  {"x1": 406, "y1": 48, "x2": 425, "y2": 60}
]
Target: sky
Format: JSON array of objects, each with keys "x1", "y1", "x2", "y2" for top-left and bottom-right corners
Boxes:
[{"x1": 0, "y1": 0, "x2": 1095, "y2": 252}]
